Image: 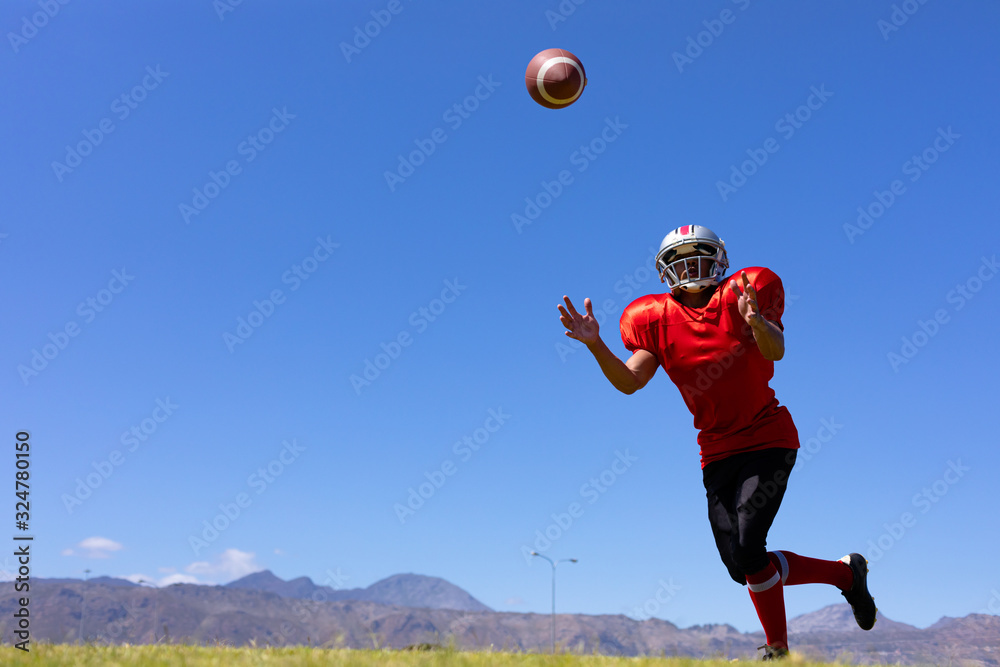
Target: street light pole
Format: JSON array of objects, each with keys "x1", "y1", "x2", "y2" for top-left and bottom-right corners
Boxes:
[
  {"x1": 79, "y1": 568, "x2": 91, "y2": 644},
  {"x1": 530, "y1": 552, "x2": 578, "y2": 654}
]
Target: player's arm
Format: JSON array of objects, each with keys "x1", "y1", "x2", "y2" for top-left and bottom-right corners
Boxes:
[
  {"x1": 748, "y1": 317, "x2": 784, "y2": 361},
  {"x1": 558, "y1": 296, "x2": 658, "y2": 394},
  {"x1": 586, "y1": 337, "x2": 659, "y2": 394},
  {"x1": 729, "y1": 271, "x2": 785, "y2": 361}
]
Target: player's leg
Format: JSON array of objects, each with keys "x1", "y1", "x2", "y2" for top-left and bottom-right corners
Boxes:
[
  {"x1": 730, "y1": 448, "x2": 797, "y2": 652},
  {"x1": 767, "y1": 550, "x2": 852, "y2": 589},
  {"x1": 768, "y1": 550, "x2": 878, "y2": 630},
  {"x1": 703, "y1": 457, "x2": 749, "y2": 586}
]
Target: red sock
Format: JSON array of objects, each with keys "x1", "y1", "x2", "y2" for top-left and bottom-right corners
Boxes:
[
  {"x1": 746, "y1": 562, "x2": 787, "y2": 650},
  {"x1": 768, "y1": 551, "x2": 853, "y2": 590}
]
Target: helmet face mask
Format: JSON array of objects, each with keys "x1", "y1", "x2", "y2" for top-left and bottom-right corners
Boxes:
[
  {"x1": 658, "y1": 242, "x2": 718, "y2": 267},
  {"x1": 660, "y1": 255, "x2": 716, "y2": 292},
  {"x1": 655, "y1": 226, "x2": 729, "y2": 293}
]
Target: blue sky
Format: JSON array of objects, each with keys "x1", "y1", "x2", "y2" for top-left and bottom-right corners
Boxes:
[{"x1": 2, "y1": 0, "x2": 999, "y2": 635}]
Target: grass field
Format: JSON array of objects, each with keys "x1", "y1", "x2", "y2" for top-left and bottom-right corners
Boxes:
[{"x1": 0, "y1": 645, "x2": 865, "y2": 666}]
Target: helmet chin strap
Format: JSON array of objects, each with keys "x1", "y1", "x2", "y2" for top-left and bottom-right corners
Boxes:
[{"x1": 676, "y1": 278, "x2": 720, "y2": 294}]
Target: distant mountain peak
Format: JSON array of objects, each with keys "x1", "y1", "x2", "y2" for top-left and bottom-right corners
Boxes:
[
  {"x1": 228, "y1": 569, "x2": 281, "y2": 586},
  {"x1": 363, "y1": 573, "x2": 492, "y2": 612},
  {"x1": 789, "y1": 603, "x2": 917, "y2": 635},
  {"x1": 226, "y1": 570, "x2": 491, "y2": 612}
]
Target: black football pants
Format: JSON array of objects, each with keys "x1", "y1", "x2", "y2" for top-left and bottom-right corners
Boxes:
[{"x1": 703, "y1": 447, "x2": 797, "y2": 584}]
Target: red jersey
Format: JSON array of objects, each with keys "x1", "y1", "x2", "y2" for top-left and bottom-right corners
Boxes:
[{"x1": 619, "y1": 266, "x2": 799, "y2": 467}]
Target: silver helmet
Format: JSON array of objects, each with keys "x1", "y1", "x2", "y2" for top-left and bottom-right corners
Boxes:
[{"x1": 655, "y1": 225, "x2": 729, "y2": 292}]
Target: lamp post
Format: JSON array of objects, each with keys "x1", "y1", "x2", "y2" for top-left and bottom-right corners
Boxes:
[
  {"x1": 530, "y1": 552, "x2": 578, "y2": 653},
  {"x1": 79, "y1": 568, "x2": 91, "y2": 644},
  {"x1": 138, "y1": 579, "x2": 158, "y2": 643}
]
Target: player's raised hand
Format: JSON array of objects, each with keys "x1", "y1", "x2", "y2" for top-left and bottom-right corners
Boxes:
[
  {"x1": 558, "y1": 296, "x2": 600, "y2": 345},
  {"x1": 728, "y1": 271, "x2": 763, "y2": 327}
]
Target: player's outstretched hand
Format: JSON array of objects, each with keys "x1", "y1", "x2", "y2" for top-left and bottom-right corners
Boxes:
[
  {"x1": 728, "y1": 271, "x2": 762, "y2": 327},
  {"x1": 558, "y1": 296, "x2": 600, "y2": 345}
]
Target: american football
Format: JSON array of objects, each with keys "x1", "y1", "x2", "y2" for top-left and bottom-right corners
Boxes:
[{"x1": 525, "y1": 48, "x2": 587, "y2": 109}]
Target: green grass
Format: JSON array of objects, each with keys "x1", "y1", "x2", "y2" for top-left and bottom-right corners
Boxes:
[{"x1": 0, "y1": 644, "x2": 861, "y2": 666}]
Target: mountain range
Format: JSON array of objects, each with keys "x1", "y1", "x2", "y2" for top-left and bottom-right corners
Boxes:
[
  {"x1": 3, "y1": 571, "x2": 998, "y2": 664},
  {"x1": 225, "y1": 570, "x2": 491, "y2": 613}
]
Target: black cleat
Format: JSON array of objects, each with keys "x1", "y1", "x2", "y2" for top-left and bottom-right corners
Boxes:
[
  {"x1": 758, "y1": 644, "x2": 789, "y2": 661},
  {"x1": 840, "y1": 553, "x2": 877, "y2": 630}
]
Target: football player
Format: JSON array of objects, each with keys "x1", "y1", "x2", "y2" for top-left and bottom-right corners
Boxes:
[{"x1": 558, "y1": 225, "x2": 877, "y2": 659}]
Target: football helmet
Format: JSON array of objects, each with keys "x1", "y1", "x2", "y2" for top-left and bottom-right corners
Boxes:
[{"x1": 655, "y1": 225, "x2": 729, "y2": 292}]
